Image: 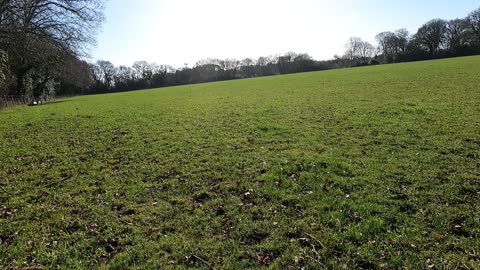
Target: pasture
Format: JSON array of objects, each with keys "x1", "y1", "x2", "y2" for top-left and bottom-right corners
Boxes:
[{"x1": 1, "y1": 56, "x2": 479, "y2": 269}]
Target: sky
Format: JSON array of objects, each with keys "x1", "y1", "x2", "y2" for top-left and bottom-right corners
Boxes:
[{"x1": 91, "y1": 0, "x2": 480, "y2": 68}]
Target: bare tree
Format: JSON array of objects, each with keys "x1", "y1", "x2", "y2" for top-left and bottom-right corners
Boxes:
[
  {"x1": 278, "y1": 52, "x2": 297, "y2": 73},
  {"x1": 96, "y1": 60, "x2": 115, "y2": 89},
  {"x1": 293, "y1": 53, "x2": 315, "y2": 72},
  {"x1": 413, "y1": 19, "x2": 447, "y2": 54},
  {"x1": 467, "y1": 8, "x2": 480, "y2": 43},
  {"x1": 376, "y1": 31, "x2": 396, "y2": 60},
  {"x1": 395, "y1": 29, "x2": 410, "y2": 53},
  {"x1": 345, "y1": 37, "x2": 374, "y2": 65},
  {"x1": 0, "y1": 0, "x2": 105, "y2": 55},
  {"x1": 0, "y1": 0, "x2": 105, "y2": 95},
  {"x1": 240, "y1": 58, "x2": 255, "y2": 78},
  {"x1": 56, "y1": 56, "x2": 93, "y2": 95},
  {"x1": 220, "y1": 58, "x2": 240, "y2": 79},
  {"x1": 132, "y1": 61, "x2": 151, "y2": 80},
  {"x1": 151, "y1": 64, "x2": 170, "y2": 87},
  {"x1": 256, "y1": 56, "x2": 268, "y2": 66},
  {"x1": 446, "y1": 19, "x2": 470, "y2": 52},
  {"x1": 114, "y1": 65, "x2": 135, "y2": 90},
  {"x1": 376, "y1": 29, "x2": 410, "y2": 63},
  {"x1": 359, "y1": 41, "x2": 375, "y2": 62},
  {"x1": 344, "y1": 37, "x2": 363, "y2": 62}
]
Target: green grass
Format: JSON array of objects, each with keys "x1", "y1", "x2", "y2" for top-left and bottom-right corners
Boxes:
[{"x1": 1, "y1": 56, "x2": 479, "y2": 269}]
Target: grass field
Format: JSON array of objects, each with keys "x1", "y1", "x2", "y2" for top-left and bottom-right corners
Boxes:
[{"x1": 1, "y1": 56, "x2": 479, "y2": 269}]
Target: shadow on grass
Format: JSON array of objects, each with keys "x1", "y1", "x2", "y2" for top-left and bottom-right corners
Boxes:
[{"x1": 41, "y1": 99, "x2": 71, "y2": 106}]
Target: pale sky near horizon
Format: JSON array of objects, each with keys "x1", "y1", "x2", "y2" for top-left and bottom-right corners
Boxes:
[{"x1": 91, "y1": 0, "x2": 480, "y2": 68}]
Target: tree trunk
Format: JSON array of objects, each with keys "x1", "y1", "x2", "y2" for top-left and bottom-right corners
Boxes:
[
  {"x1": 15, "y1": 66, "x2": 35, "y2": 102},
  {"x1": 16, "y1": 70, "x2": 27, "y2": 96}
]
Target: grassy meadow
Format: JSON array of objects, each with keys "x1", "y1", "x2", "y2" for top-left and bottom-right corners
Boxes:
[{"x1": 1, "y1": 56, "x2": 479, "y2": 269}]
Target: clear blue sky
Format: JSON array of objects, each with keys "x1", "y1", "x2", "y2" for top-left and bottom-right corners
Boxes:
[{"x1": 91, "y1": 0, "x2": 480, "y2": 68}]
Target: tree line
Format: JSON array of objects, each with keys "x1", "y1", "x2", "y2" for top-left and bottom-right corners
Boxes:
[
  {"x1": 338, "y1": 9, "x2": 480, "y2": 66},
  {"x1": 1, "y1": 3, "x2": 480, "y2": 100},
  {"x1": 85, "y1": 6, "x2": 480, "y2": 95},
  {"x1": 87, "y1": 54, "x2": 327, "y2": 94}
]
